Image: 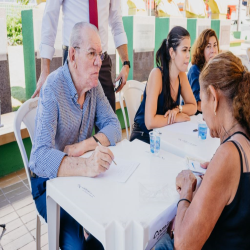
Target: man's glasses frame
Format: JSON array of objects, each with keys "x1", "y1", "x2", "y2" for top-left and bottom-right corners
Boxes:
[{"x1": 73, "y1": 47, "x2": 105, "y2": 61}]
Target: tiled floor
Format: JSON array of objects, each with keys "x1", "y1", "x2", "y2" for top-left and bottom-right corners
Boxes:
[
  {"x1": 0, "y1": 129, "x2": 128, "y2": 249},
  {"x1": 0, "y1": 168, "x2": 48, "y2": 250}
]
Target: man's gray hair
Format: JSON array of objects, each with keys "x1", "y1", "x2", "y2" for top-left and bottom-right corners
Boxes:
[{"x1": 69, "y1": 22, "x2": 98, "y2": 48}]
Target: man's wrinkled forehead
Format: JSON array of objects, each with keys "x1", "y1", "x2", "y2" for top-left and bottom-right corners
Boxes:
[{"x1": 82, "y1": 31, "x2": 102, "y2": 52}]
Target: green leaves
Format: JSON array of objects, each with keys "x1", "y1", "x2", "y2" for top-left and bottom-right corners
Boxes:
[
  {"x1": 17, "y1": 0, "x2": 30, "y2": 5},
  {"x1": 7, "y1": 15, "x2": 23, "y2": 46},
  {"x1": 6, "y1": 0, "x2": 30, "y2": 45}
]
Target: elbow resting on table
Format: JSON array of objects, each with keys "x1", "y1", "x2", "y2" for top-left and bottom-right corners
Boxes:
[
  {"x1": 145, "y1": 119, "x2": 154, "y2": 130},
  {"x1": 185, "y1": 103, "x2": 197, "y2": 116}
]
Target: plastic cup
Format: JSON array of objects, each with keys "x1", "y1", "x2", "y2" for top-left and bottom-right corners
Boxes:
[
  {"x1": 198, "y1": 123, "x2": 207, "y2": 140},
  {"x1": 149, "y1": 131, "x2": 161, "y2": 155}
]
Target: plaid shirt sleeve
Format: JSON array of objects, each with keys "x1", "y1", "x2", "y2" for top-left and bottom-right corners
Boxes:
[{"x1": 29, "y1": 83, "x2": 66, "y2": 179}]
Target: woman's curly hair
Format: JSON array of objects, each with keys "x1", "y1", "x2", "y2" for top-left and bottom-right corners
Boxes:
[{"x1": 191, "y1": 29, "x2": 219, "y2": 71}]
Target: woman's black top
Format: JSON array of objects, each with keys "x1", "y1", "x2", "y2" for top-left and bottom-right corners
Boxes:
[
  {"x1": 134, "y1": 67, "x2": 181, "y2": 135},
  {"x1": 203, "y1": 132, "x2": 250, "y2": 249}
]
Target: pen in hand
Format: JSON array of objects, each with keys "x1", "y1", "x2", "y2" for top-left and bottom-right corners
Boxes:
[{"x1": 92, "y1": 135, "x2": 117, "y2": 165}]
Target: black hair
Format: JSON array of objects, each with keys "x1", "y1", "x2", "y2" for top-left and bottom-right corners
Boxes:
[{"x1": 156, "y1": 26, "x2": 190, "y2": 112}]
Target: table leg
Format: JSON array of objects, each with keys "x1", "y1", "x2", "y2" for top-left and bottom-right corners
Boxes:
[{"x1": 47, "y1": 196, "x2": 60, "y2": 250}]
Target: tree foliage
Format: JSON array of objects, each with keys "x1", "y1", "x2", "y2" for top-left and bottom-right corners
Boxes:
[
  {"x1": 17, "y1": 0, "x2": 30, "y2": 5},
  {"x1": 7, "y1": 15, "x2": 23, "y2": 46}
]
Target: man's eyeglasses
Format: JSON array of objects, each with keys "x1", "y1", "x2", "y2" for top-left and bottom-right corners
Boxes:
[{"x1": 74, "y1": 47, "x2": 105, "y2": 61}]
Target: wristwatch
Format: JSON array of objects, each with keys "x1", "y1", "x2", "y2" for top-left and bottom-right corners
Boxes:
[
  {"x1": 178, "y1": 105, "x2": 183, "y2": 113},
  {"x1": 123, "y1": 61, "x2": 130, "y2": 68}
]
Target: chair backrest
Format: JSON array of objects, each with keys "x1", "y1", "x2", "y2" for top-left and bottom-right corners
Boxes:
[
  {"x1": 13, "y1": 98, "x2": 39, "y2": 191},
  {"x1": 247, "y1": 48, "x2": 250, "y2": 62},
  {"x1": 119, "y1": 80, "x2": 146, "y2": 140}
]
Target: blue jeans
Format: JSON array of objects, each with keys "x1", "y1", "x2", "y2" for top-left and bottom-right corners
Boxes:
[
  {"x1": 31, "y1": 177, "x2": 104, "y2": 250},
  {"x1": 154, "y1": 233, "x2": 174, "y2": 250}
]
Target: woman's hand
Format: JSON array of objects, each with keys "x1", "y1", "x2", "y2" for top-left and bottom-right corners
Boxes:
[
  {"x1": 176, "y1": 170, "x2": 197, "y2": 195},
  {"x1": 201, "y1": 162, "x2": 209, "y2": 169},
  {"x1": 199, "y1": 162, "x2": 210, "y2": 179},
  {"x1": 164, "y1": 107, "x2": 179, "y2": 125},
  {"x1": 175, "y1": 113, "x2": 190, "y2": 123}
]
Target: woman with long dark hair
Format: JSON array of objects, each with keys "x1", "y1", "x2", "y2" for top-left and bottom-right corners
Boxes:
[{"x1": 130, "y1": 26, "x2": 197, "y2": 144}]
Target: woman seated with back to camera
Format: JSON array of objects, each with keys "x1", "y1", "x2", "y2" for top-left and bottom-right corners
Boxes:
[
  {"x1": 186, "y1": 29, "x2": 219, "y2": 114},
  {"x1": 154, "y1": 52, "x2": 250, "y2": 250},
  {"x1": 130, "y1": 26, "x2": 197, "y2": 144}
]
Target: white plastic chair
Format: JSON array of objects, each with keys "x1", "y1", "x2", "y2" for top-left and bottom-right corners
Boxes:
[
  {"x1": 119, "y1": 80, "x2": 146, "y2": 140},
  {"x1": 13, "y1": 97, "x2": 45, "y2": 250},
  {"x1": 247, "y1": 48, "x2": 250, "y2": 62}
]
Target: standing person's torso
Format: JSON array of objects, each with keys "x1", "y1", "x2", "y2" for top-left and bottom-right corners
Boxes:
[
  {"x1": 203, "y1": 132, "x2": 250, "y2": 250},
  {"x1": 134, "y1": 67, "x2": 181, "y2": 134},
  {"x1": 62, "y1": 0, "x2": 111, "y2": 51}
]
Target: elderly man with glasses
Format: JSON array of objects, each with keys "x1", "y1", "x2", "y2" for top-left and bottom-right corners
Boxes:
[
  {"x1": 33, "y1": 0, "x2": 130, "y2": 115},
  {"x1": 29, "y1": 22, "x2": 122, "y2": 250}
]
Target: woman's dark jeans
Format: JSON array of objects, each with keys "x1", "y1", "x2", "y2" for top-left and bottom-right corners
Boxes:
[{"x1": 130, "y1": 123, "x2": 150, "y2": 144}]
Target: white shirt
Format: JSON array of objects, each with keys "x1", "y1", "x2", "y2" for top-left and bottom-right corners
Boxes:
[{"x1": 40, "y1": 0, "x2": 128, "y2": 60}]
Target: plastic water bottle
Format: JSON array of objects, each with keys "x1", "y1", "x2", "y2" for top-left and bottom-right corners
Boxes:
[{"x1": 198, "y1": 123, "x2": 208, "y2": 140}]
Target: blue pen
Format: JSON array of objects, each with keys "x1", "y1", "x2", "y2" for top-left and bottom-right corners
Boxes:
[{"x1": 191, "y1": 162, "x2": 195, "y2": 170}]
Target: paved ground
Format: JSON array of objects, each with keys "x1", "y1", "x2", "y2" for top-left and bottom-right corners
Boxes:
[{"x1": 0, "y1": 168, "x2": 48, "y2": 250}]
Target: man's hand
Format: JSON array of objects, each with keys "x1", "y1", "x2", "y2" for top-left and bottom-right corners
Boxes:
[
  {"x1": 85, "y1": 145, "x2": 114, "y2": 177},
  {"x1": 32, "y1": 71, "x2": 49, "y2": 97},
  {"x1": 64, "y1": 142, "x2": 85, "y2": 157},
  {"x1": 32, "y1": 58, "x2": 50, "y2": 98},
  {"x1": 115, "y1": 65, "x2": 129, "y2": 93}
]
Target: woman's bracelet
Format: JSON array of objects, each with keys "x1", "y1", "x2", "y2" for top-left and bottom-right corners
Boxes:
[{"x1": 177, "y1": 198, "x2": 191, "y2": 208}]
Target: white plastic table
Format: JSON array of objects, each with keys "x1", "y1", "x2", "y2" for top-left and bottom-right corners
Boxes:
[
  {"x1": 155, "y1": 115, "x2": 220, "y2": 162},
  {"x1": 47, "y1": 139, "x2": 187, "y2": 250}
]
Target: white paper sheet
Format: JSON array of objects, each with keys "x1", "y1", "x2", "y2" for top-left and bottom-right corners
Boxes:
[
  {"x1": 162, "y1": 121, "x2": 198, "y2": 137},
  {"x1": 188, "y1": 160, "x2": 206, "y2": 175},
  {"x1": 98, "y1": 158, "x2": 140, "y2": 183}
]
